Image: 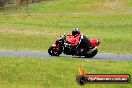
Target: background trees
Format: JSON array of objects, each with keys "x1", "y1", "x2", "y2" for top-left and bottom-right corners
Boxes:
[
  {"x1": 0, "y1": 0, "x2": 7, "y2": 7},
  {"x1": 0, "y1": 0, "x2": 52, "y2": 7}
]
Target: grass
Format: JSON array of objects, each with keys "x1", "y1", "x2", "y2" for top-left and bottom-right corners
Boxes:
[
  {"x1": 1, "y1": 0, "x2": 132, "y2": 13},
  {"x1": 0, "y1": 1, "x2": 131, "y2": 88},
  {"x1": 0, "y1": 56, "x2": 132, "y2": 88},
  {"x1": 22, "y1": 0, "x2": 132, "y2": 13},
  {"x1": 0, "y1": 13, "x2": 132, "y2": 53},
  {"x1": 0, "y1": 0, "x2": 132, "y2": 53}
]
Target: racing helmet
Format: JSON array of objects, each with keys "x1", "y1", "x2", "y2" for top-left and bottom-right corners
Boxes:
[{"x1": 72, "y1": 28, "x2": 80, "y2": 37}]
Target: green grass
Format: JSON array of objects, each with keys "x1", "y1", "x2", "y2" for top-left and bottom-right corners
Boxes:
[
  {"x1": 0, "y1": 0, "x2": 132, "y2": 53},
  {"x1": 1, "y1": 0, "x2": 132, "y2": 13},
  {"x1": 0, "y1": 0, "x2": 132, "y2": 13},
  {"x1": 0, "y1": 56, "x2": 132, "y2": 88},
  {"x1": 22, "y1": 0, "x2": 132, "y2": 13},
  {"x1": 0, "y1": 13, "x2": 132, "y2": 53},
  {"x1": 0, "y1": 1, "x2": 131, "y2": 88}
]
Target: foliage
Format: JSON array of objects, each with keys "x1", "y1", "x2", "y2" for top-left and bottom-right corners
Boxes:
[{"x1": 0, "y1": 0, "x2": 7, "y2": 7}]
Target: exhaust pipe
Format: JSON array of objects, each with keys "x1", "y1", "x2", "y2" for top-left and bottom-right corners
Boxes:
[{"x1": 87, "y1": 46, "x2": 98, "y2": 54}]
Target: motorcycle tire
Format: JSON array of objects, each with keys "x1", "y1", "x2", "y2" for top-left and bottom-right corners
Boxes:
[
  {"x1": 48, "y1": 46, "x2": 62, "y2": 56},
  {"x1": 85, "y1": 49, "x2": 98, "y2": 58}
]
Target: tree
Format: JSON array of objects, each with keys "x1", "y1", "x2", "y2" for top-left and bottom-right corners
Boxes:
[{"x1": 0, "y1": 0, "x2": 7, "y2": 7}]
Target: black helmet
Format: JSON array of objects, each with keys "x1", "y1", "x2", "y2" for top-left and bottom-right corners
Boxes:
[{"x1": 72, "y1": 28, "x2": 80, "y2": 37}]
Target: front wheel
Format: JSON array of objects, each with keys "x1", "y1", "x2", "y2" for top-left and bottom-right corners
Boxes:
[
  {"x1": 85, "y1": 49, "x2": 98, "y2": 58},
  {"x1": 48, "y1": 46, "x2": 62, "y2": 56}
]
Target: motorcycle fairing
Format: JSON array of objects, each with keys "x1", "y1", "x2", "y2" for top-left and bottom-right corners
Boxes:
[
  {"x1": 90, "y1": 39, "x2": 100, "y2": 48},
  {"x1": 51, "y1": 44, "x2": 59, "y2": 48}
]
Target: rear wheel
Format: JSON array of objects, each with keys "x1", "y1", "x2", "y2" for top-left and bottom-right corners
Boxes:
[
  {"x1": 85, "y1": 49, "x2": 98, "y2": 58},
  {"x1": 48, "y1": 46, "x2": 62, "y2": 56}
]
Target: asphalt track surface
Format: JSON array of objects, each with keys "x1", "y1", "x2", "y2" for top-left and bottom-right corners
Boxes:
[{"x1": 0, "y1": 50, "x2": 132, "y2": 61}]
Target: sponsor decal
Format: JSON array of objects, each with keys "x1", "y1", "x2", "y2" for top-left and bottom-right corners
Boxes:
[{"x1": 76, "y1": 66, "x2": 131, "y2": 85}]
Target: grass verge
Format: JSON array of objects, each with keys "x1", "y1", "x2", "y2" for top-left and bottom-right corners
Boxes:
[
  {"x1": 1, "y1": 0, "x2": 132, "y2": 13},
  {"x1": 0, "y1": 13, "x2": 132, "y2": 53},
  {"x1": 0, "y1": 56, "x2": 132, "y2": 88}
]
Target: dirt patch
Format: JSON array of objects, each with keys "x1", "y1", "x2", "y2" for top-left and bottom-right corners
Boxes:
[
  {"x1": 79, "y1": 3, "x2": 104, "y2": 10},
  {"x1": 0, "y1": 28, "x2": 57, "y2": 36},
  {"x1": 78, "y1": 0, "x2": 123, "y2": 10},
  {"x1": 104, "y1": 0, "x2": 123, "y2": 9}
]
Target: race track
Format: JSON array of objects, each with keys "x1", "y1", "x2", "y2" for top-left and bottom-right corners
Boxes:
[{"x1": 0, "y1": 50, "x2": 132, "y2": 61}]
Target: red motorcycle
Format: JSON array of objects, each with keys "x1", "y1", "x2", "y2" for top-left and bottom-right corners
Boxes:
[{"x1": 48, "y1": 34, "x2": 100, "y2": 58}]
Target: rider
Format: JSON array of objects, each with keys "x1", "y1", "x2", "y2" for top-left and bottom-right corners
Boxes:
[{"x1": 71, "y1": 28, "x2": 90, "y2": 53}]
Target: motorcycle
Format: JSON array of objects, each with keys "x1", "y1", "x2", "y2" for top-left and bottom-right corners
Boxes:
[{"x1": 48, "y1": 34, "x2": 100, "y2": 58}]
